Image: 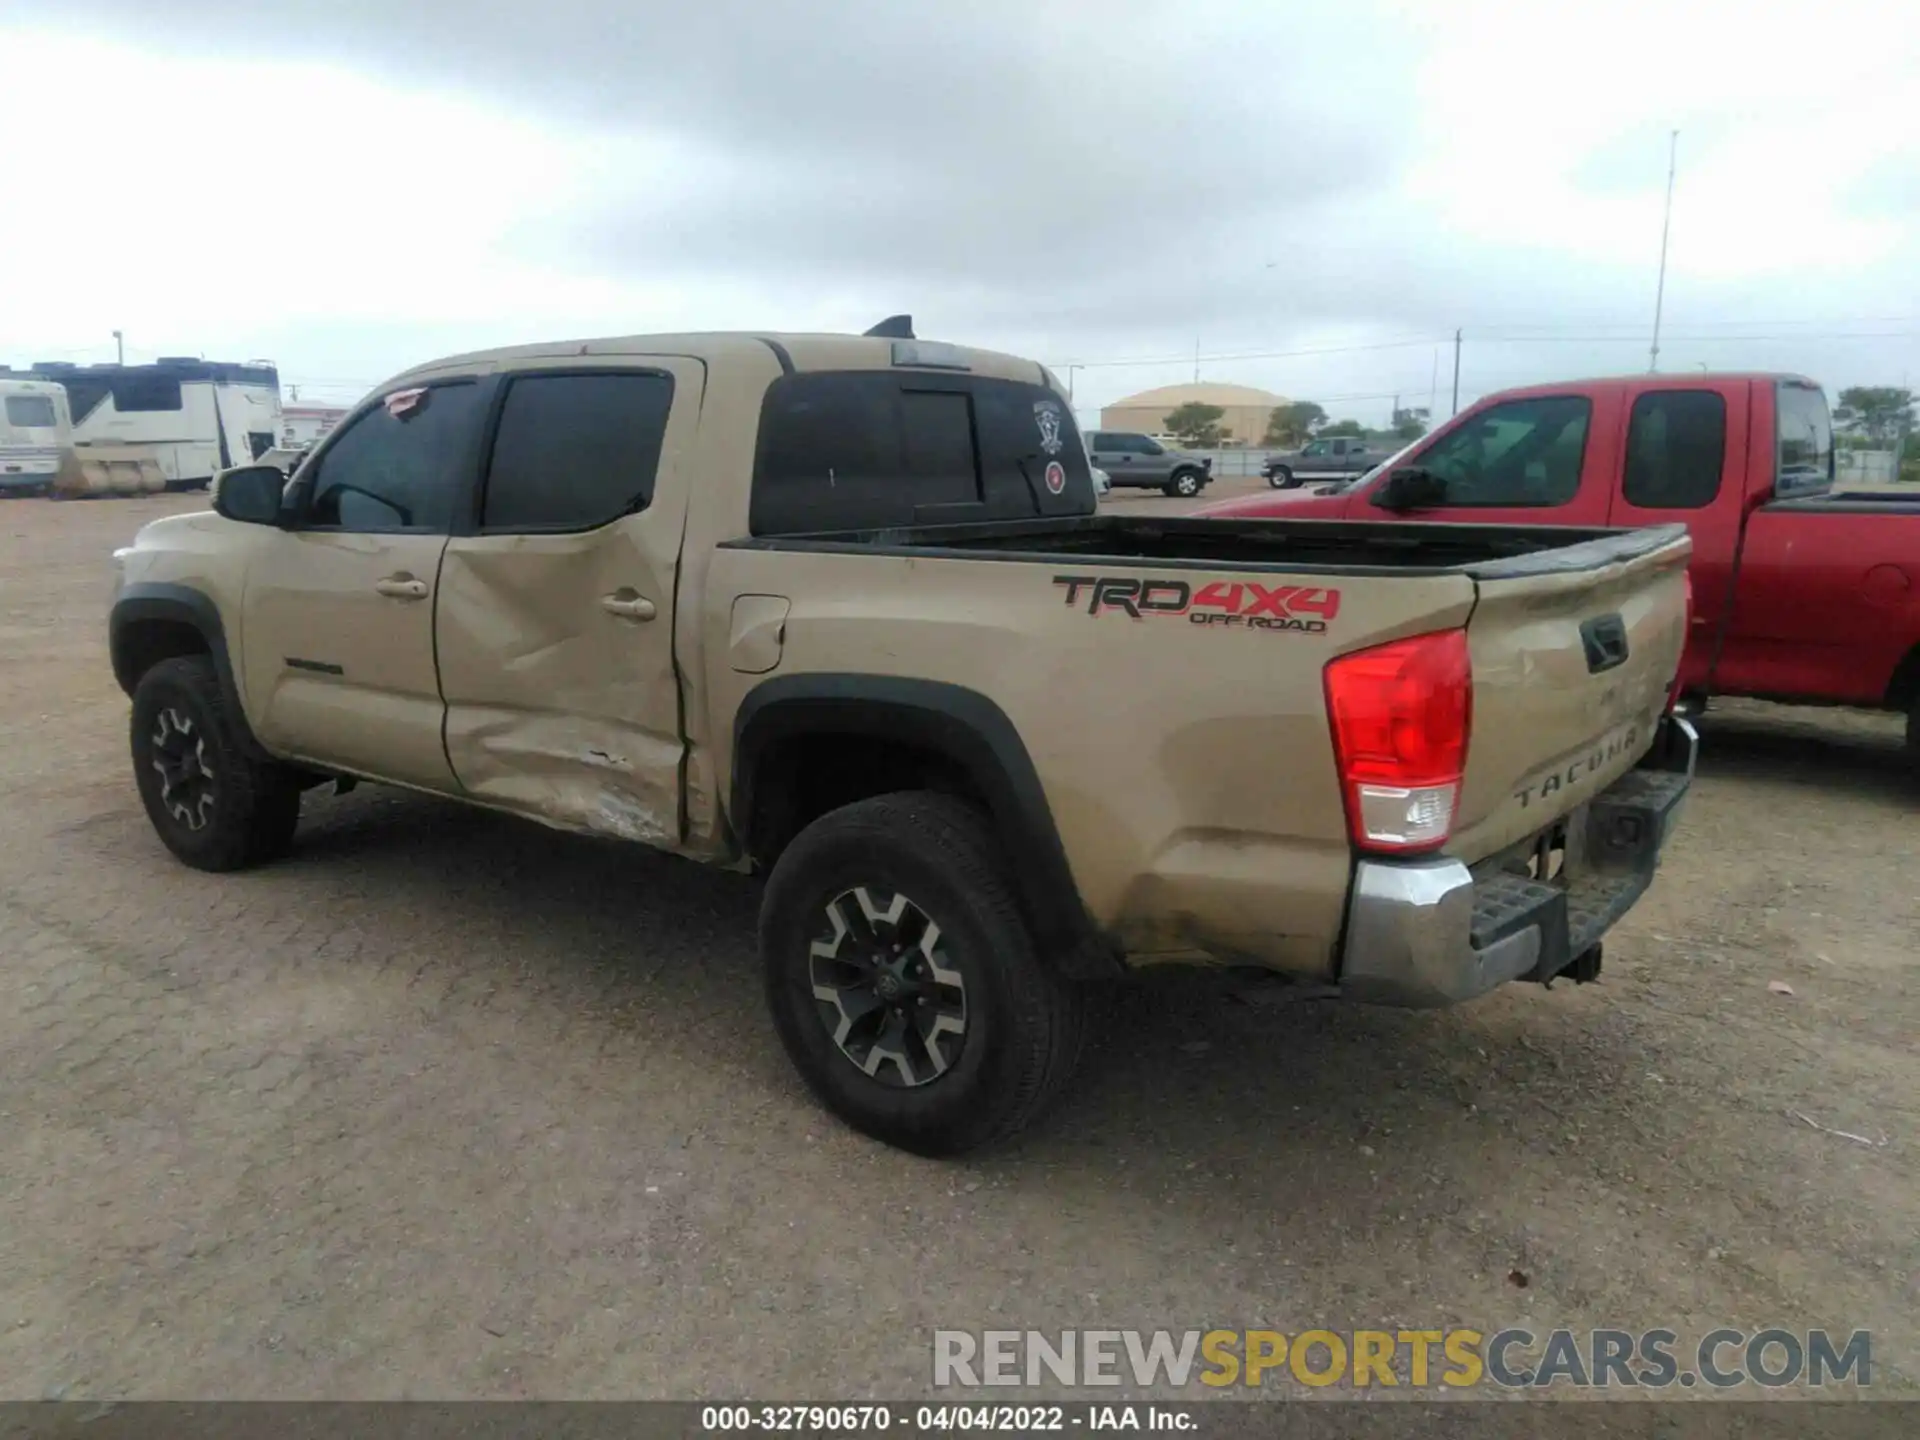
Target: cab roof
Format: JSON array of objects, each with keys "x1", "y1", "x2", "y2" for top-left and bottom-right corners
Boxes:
[
  {"x1": 1484, "y1": 371, "x2": 1822, "y2": 402},
  {"x1": 390, "y1": 331, "x2": 1058, "y2": 393}
]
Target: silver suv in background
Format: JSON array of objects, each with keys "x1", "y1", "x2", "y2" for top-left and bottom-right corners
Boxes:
[{"x1": 1086, "y1": 431, "x2": 1214, "y2": 498}]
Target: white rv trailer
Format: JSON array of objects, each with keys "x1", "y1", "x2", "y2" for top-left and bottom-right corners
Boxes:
[
  {"x1": 0, "y1": 375, "x2": 74, "y2": 493},
  {"x1": 26, "y1": 358, "x2": 283, "y2": 490}
]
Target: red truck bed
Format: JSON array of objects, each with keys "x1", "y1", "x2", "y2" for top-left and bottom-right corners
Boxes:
[{"x1": 1201, "y1": 373, "x2": 1920, "y2": 756}]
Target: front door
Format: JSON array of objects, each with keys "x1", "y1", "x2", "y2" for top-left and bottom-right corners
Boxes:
[
  {"x1": 239, "y1": 378, "x2": 488, "y2": 791},
  {"x1": 434, "y1": 359, "x2": 702, "y2": 846}
]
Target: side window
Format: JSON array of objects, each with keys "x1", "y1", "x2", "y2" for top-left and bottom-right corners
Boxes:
[
  {"x1": 110, "y1": 374, "x2": 184, "y2": 412},
  {"x1": 1088, "y1": 432, "x2": 1114, "y2": 451},
  {"x1": 750, "y1": 372, "x2": 1090, "y2": 534},
  {"x1": 1776, "y1": 382, "x2": 1833, "y2": 496},
  {"x1": 481, "y1": 372, "x2": 675, "y2": 531},
  {"x1": 1303, "y1": 440, "x2": 1329, "y2": 457},
  {"x1": 1416, "y1": 395, "x2": 1591, "y2": 507},
  {"x1": 304, "y1": 381, "x2": 482, "y2": 533},
  {"x1": 1622, "y1": 390, "x2": 1726, "y2": 510}
]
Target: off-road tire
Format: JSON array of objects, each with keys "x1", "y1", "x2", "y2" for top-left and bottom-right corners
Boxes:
[
  {"x1": 760, "y1": 791, "x2": 1087, "y2": 1156},
  {"x1": 1165, "y1": 468, "x2": 1204, "y2": 499},
  {"x1": 131, "y1": 655, "x2": 301, "y2": 871},
  {"x1": 1267, "y1": 466, "x2": 1295, "y2": 489}
]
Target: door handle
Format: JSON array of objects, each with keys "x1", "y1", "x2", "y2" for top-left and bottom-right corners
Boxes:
[
  {"x1": 375, "y1": 575, "x2": 429, "y2": 600},
  {"x1": 600, "y1": 592, "x2": 657, "y2": 622}
]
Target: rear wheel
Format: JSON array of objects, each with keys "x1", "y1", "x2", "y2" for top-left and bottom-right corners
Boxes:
[
  {"x1": 760, "y1": 791, "x2": 1086, "y2": 1156},
  {"x1": 1165, "y1": 468, "x2": 1204, "y2": 499},
  {"x1": 131, "y1": 655, "x2": 302, "y2": 871}
]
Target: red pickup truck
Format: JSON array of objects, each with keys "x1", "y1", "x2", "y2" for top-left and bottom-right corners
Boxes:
[{"x1": 1202, "y1": 372, "x2": 1920, "y2": 761}]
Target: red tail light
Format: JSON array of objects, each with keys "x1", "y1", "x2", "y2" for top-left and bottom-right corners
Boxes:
[{"x1": 1323, "y1": 628, "x2": 1472, "y2": 854}]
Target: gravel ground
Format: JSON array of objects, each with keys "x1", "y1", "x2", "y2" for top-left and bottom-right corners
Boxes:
[{"x1": 0, "y1": 490, "x2": 1913, "y2": 1406}]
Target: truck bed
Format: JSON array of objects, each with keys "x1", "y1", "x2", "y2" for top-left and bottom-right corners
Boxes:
[{"x1": 723, "y1": 513, "x2": 1686, "y2": 578}]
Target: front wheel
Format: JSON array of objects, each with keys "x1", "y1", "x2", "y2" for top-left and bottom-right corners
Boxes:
[
  {"x1": 1165, "y1": 469, "x2": 1204, "y2": 499},
  {"x1": 131, "y1": 655, "x2": 302, "y2": 871},
  {"x1": 759, "y1": 791, "x2": 1086, "y2": 1156},
  {"x1": 1266, "y1": 467, "x2": 1295, "y2": 489}
]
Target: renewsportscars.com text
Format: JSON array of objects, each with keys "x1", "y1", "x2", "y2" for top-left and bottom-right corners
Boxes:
[{"x1": 932, "y1": 1327, "x2": 1872, "y2": 1391}]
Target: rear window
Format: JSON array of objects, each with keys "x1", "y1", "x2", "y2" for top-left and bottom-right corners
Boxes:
[
  {"x1": 750, "y1": 372, "x2": 1092, "y2": 535},
  {"x1": 1622, "y1": 390, "x2": 1727, "y2": 510},
  {"x1": 5, "y1": 395, "x2": 58, "y2": 430},
  {"x1": 1776, "y1": 382, "x2": 1833, "y2": 497}
]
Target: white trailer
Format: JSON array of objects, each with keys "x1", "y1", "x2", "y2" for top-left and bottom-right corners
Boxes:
[
  {"x1": 28, "y1": 358, "x2": 283, "y2": 491},
  {"x1": 0, "y1": 375, "x2": 75, "y2": 493}
]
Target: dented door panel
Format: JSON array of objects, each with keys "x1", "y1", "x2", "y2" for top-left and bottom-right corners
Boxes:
[{"x1": 435, "y1": 355, "x2": 707, "y2": 849}]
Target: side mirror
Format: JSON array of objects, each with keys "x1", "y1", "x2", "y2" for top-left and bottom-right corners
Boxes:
[
  {"x1": 212, "y1": 464, "x2": 290, "y2": 526},
  {"x1": 1374, "y1": 466, "x2": 1448, "y2": 513}
]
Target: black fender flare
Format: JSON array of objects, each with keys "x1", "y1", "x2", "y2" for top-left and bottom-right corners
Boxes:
[
  {"x1": 732, "y1": 674, "x2": 1121, "y2": 980},
  {"x1": 110, "y1": 582, "x2": 271, "y2": 760}
]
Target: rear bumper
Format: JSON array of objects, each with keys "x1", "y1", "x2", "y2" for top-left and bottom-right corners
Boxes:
[
  {"x1": 1337, "y1": 715, "x2": 1697, "y2": 1008},
  {"x1": 0, "y1": 461, "x2": 60, "y2": 489}
]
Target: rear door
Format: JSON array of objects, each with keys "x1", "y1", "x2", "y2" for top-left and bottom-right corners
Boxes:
[
  {"x1": 1347, "y1": 392, "x2": 1617, "y2": 526},
  {"x1": 435, "y1": 359, "x2": 703, "y2": 844},
  {"x1": 1114, "y1": 434, "x2": 1161, "y2": 486},
  {"x1": 1450, "y1": 529, "x2": 1692, "y2": 861}
]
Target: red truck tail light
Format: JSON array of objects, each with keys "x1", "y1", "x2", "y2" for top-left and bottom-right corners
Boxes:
[{"x1": 1323, "y1": 628, "x2": 1472, "y2": 854}]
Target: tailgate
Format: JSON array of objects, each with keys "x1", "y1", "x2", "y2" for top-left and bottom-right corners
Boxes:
[{"x1": 1451, "y1": 525, "x2": 1691, "y2": 861}]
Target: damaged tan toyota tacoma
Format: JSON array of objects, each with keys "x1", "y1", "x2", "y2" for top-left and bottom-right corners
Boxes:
[{"x1": 109, "y1": 320, "x2": 1698, "y2": 1155}]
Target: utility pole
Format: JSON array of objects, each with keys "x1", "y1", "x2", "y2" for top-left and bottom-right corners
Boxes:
[
  {"x1": 1450, "y1": 328, "x2": 1462, "y2": 416},
  {"x1": 1192, "y1": 337, "x2": 1201, "y2": 384},
  {"x1": 112, "y1": 330, "x2": 124, "y2": 365},
  {"x1": 1649, "y1": 128, "x2": 1678, "y2": 373}
]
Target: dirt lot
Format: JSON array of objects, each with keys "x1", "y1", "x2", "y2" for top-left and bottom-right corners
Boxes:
[{"x1": 0, "y1": 490, "x2": 1914, "y2": 1403}]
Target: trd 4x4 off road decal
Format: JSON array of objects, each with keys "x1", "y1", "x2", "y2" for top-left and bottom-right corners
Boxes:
[{"x1": 1052, "y1": 575, "x2": 1339, "y2": 633}]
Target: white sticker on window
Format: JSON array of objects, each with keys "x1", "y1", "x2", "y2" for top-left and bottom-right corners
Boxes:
[{"x1": 1034, "y1": 401, "x2": 1064, "y2": 456}]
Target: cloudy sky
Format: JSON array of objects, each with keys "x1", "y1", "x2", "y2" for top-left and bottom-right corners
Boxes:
[{"x1": 2, "y1": 0, "x2": 1914, "y2": 426}]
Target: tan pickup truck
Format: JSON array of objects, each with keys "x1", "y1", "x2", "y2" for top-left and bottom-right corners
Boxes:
[{"x1": 109, "y1": 322, "x2": 1697, "y2": 1154}]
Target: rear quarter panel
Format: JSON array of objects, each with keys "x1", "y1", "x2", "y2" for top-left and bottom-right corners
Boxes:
[{"x1": 703, "y1": 544, "x2": 1476, "y2": 978}]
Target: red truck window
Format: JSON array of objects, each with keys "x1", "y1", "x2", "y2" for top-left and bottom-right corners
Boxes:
[
  {"x1": 1416, "y1": 395, "x2": 1591, "y2": 507},
  {"x1": 1622, "y1": 390, "x2": 1726, "y2": 510}
]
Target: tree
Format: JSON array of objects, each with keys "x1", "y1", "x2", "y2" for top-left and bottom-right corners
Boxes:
[
  {"x1": 1262, "y1": 400, "x2": 1327, "y2": 448},
  {"x1": 1319, "y1": 418, "x2": 1366, "y2": 439},
  {"x1": 1164, "y1": 401, "x2": 1226, "y2": 448},
  {"x1": 1834, "y1": 387, "x2": 1915, "y2": 447},
  {"x1": 1391, "y1": 405, "x2": 1430, "y2": 442}
]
